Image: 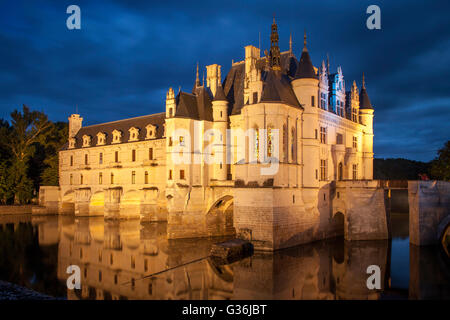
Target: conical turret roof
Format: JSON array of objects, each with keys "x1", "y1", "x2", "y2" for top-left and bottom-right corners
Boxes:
[
  {"x1": 294, "y1": 32, "x2": 318, "y2": 80},
  {"x1": 359, "y1": 74, "x2": 373, "y2": 109}
]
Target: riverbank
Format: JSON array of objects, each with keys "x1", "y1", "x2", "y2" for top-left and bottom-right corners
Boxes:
[
  {"x1": 0, "y1": 205, "x2": 36, "y2": 215},
  {"x1": 0, "y1": 280, "x2": 58, "y2": 300}
]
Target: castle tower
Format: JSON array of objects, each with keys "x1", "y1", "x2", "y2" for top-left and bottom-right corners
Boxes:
[
  {"x1": 292, "y1": 31, "x2": 320, "y2": 188},
  {"x1": 165, "y1": 87, "x2": 175, "y2": 118},
  {"x1": 68, "y1": 114, "x2": 83, "y2": 138},
  {"x1": 212, "y1": 83, "x2": 228, "y2": 181},
  {"x1": 359, "y1": 73, "x2": 374, "y2": 179}
]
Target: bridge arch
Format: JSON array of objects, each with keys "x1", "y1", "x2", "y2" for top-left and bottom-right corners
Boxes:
[
  {"x1": 205, "y1": 195, "x2": 235, "y2": 237},
  {"x1": 437, "y1": 215, "x2": 450, "y2": 250},
  {"x1": 120, "y1": 190, "x2": 141, "y2": 219},
  {"x1": 89, "y1": 191, "x2": 105, "y2": 216},
  {"x1": 61, "y1": 190, "x2": 75, "y2": 213}
]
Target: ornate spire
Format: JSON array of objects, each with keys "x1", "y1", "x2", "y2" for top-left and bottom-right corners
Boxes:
[
  {"x1": 269, "y1": 17, "x2": 281, "y2": 71},
  {"x1": 326, "y1": 53, "x2": 330, "y2": 73},
  {"x1": 195, "y1": 62, "x2": 200, "y2": 86},
  {"x1": 362, "y1": 72, "x2": 366, "y2": 89}
]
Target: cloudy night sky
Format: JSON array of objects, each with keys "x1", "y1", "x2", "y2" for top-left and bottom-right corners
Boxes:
[{"x1": 0, "y1": 0, "x2": 449, "y2": 161}]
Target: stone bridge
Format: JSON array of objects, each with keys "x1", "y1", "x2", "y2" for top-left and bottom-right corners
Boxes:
[
  {"x1": 165, "y1": 180, "x2": 235, "y2": 240},
  {"x1": 408, "y1": 180, "x2": 450, "y2": 246},
  {"x1": 331, "y1": 180, "x2": 391, "y2": 241}
]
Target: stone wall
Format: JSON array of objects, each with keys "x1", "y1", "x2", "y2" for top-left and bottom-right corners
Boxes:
[{"x1": 408, "y1": 180, "x2": 450, "y2": 246}]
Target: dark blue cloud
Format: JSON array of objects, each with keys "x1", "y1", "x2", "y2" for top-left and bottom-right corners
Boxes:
[{"x1": 0, "y1": 0, "x2": 449, "y2": 161}]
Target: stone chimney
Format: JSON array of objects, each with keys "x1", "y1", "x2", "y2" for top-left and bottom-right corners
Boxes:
[
  {"x1": 206, "y1": 64, "x2": 221, "y2": 97},
  {"x1": 68, "y1": 114, "x2": 83, "y2": 138}
]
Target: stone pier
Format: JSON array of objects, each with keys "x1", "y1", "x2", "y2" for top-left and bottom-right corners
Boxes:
[{"x1": 408, "y1": 180, "x2": 450, "y2": 246}]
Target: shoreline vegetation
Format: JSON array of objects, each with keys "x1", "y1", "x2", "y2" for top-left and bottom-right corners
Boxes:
[{"x1": 0, "y1": 106, "x2": 448, "y2": 206}]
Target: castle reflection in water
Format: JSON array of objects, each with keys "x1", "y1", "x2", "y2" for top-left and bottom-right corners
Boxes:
[{"x1": 1, "y1": 214, "x2": 449, "y2": 300}]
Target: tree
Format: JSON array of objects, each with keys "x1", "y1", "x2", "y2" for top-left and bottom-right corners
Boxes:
[
  {"x1": 431, "y1": 141, "x2": 450, "y2": 181},
  {"x1": 3, "y1": 105, "x2": 51, "y2": 204},
  {"x1": 39, "y1": 122, "x2": 68, "y2": 186}
]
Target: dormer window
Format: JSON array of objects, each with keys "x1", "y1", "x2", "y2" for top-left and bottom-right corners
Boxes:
[
  {"x1": 69, "y1": 137, "x2": 76, "y2": 149},
  {"x1": 112, "y1": 130, "x2": 122, "y2": 144},
  {"x1": 145, "y1": 124, "x2": 157, "y2": 140},
  {"x1": 82, "y1": 135, "x2": 91, "y2": 147},
  {"x1": 128, "y1": 127, "x2": 140, "y2": 142},
  {"x1": 97, "y1": 132, "x2": 106, "y2": 145}
]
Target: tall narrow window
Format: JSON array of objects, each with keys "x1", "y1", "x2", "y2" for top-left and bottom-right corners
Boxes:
[
  {"x1": 70, "y1": 174, "x2": 73, "y2": 185},
  {"x1": 149, "y1": 148, "x2": 153, "y2": 160},
  {"x1": 70, "y1": 155, "x2": 73, "y2": 166},
  {"x1": 352, "y1": 136, "x2": 358, "y2": 149},
  {"x1": 131, "y1": 171, "x2": 136, "y2": 184},
  {"x1": 99, "y1": 152, "x2": 103, "y2": 164},
  {"x1": 320, "y1": 160, "x2": 327, "y2": 181},
  {"x1": 111, "y1": 173, "x2": 114, "y2": 184},
  {"x1": 169, "y1": 137, "x2": 173, "y2": 146},
  {"x1": 267, "y1": 127, "x2": 273, "y2": 158},
  {"x1": 180, "y1": 170, "x2": 185, "y2": 180},
  {"x1": 132, "y1": 149, "x2": 136, "y2": 162},
  {"x1": 283, "y1": 124, "x2": 288, "y2": 162},
  {"x1": 336, "y1": 133, "x2": 343, "y2": 145},
  {"x1": 131, "y1": 256, "x2": 135, "y2": 269},
  {"x1": 80, "y1": 174, "x2": 84, "y2": 185},
  {"x1": 169, "y1": 170, "x2": 172, "y2": 180},
  {"x1": 99, "y1": 172, "x2": 103, "y2": 184},
  {"x1": 85, "y1": 154, "x2": 88, "y2": 165},
  {"x1": 253, "y1": 92, "x2": 258, "y2": 104},
  {"x1": 352, "y1": 164, "x2": 358, "y2": 180},
  {"x1": 145, "y1": 171, "x2": 149, "y2": 184},
  {"x1": 179, "y1": 136, "x2": 185, "y2": 146},
  {"x1": 115, "y1": 151, "x2": 119, "y2": 163},
  {"x1": 311, "y1": 95, "x2": 315, "y2": 107},
  {"x1": 291, "y1": 128, "x2": 296, "y2": 162},
  {"x1": 320, "y1": 127, "x2": 327, "y2": 144},
  {"x1": 254, "y1": 127, "x2": 259, "y2": 162},
  {"x1": 144, "y1": 259, "x2": 148, "y2": 272}
]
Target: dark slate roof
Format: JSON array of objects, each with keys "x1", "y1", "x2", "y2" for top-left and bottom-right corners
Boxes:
[
  {"x1": 260, "y1": 70, "x2": 301, "y2": 108},
  {"x1": 62, "y1": 112, "x2": 166, "y2": 150},
  {"x1": 295, "y1": 49, "x2": 318, "y2": 79},
  {"x1": 223, "y1": 52, "x2": 300, "y2": 115},
  {"x1": 359, "y1": 87, "x2": 373, "y2": 109},
  {"x1": 174, "y1": 86, "x2": 213, "y2": 121},
  {"x1": 213, "y1": 84, "x2": 227, "y2": 101}
]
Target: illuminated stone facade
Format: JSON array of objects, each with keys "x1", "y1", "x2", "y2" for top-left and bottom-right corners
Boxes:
[{"x1": 57, "y1": 20, "x2": 384, "y2": 250}]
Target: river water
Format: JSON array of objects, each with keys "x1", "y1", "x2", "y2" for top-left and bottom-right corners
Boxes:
[{"x1": 0, "y1": 212, "x2": 448, "y2": 300}]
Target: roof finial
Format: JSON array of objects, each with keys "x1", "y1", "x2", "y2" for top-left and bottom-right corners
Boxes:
[
  {"x1": 303, "y1": 29, "x2": 307, "y2": 52},
  {"x1": 362, "y1": 72, "x2": 366, "y2": 89},
  {"x1": 326, "y1": 53, "x2": 330, "y2": 72},
  {"x1": 202, "y1": 70, "x2": 205, "y2": 86},
  {"x1": 196, "y1": 62, "x2": 200, "y2": 86},
  {"x1": 289, "y1": 32, "x2": 293, "y2": 54}
]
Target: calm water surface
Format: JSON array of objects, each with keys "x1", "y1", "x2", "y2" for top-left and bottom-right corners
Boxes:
[{"x1": 0, "y1": 212, "x2": 449, "y2": 300}]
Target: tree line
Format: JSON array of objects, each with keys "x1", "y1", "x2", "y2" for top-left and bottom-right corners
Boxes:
[
  {"x1": 374, "y1": 141, "x2": 449, "y2": 181},
  {"x1": 0, "y1": 105, "x2": 67, "y2": 204}
]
